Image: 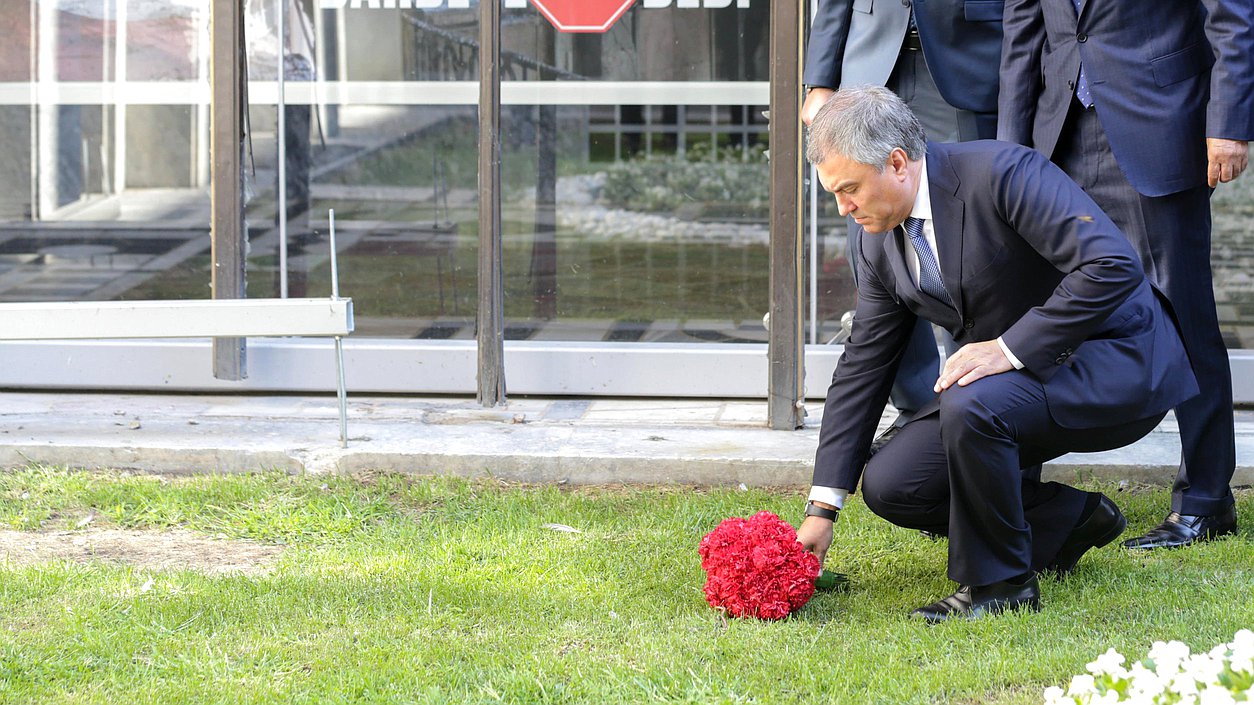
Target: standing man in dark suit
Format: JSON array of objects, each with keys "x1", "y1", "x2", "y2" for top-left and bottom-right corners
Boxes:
[
  {"x1": 998, "y1": 0, "x2": 1253, "y2": 549},
  {"x1": 802, "y1": 0, "x2": 1004, "y2": 444},
  {"x1": 802, "y1": 0, "x2": 1003, "y2": 137},
  {"x1": 795, "y1": 87, "x2": 1198, "y2": 621}
]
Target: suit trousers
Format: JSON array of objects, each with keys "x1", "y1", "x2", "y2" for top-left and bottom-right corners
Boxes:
[
  {"x1": 1054, "y1": 103, "x2": 1235, "y2": 516},
  {"x1": 843, "y1": 46, "x2": 979, "y2": 418},
  {"x1": 859, "y1": 369, "x2": 1164, "y2": 587}
]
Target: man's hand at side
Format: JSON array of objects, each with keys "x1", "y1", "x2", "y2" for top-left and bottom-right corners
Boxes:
[
  {"x1": 935, "y1": 340, "x2": 1014, "y2": 392},
  {"x1": 1207, "y1": 137, "x2": 1249, "y2": 187},
  {"x1": 797, "y1": 514, "x2": 835, "y2": 565},
  {"x1": 802, "y1": 88, "x2": 835, "y2": 126}
]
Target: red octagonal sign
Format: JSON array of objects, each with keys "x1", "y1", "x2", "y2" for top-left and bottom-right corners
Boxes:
[{"x1": 531, "y1": 0, "x2": 637, "y2": 33}]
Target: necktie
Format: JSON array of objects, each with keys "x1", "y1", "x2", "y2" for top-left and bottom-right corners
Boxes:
[
  {"x1": 904, "y1": 216, "x2": 954, "y2": 307},
  {"x1": 1071, "y1": 0, "x2": 1093, "y2": 107}
]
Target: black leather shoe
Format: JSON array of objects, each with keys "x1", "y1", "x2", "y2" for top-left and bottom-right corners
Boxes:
[
  {"x1": 910, "y1": 575, "x2": 1041, "y2": 623},
  {"x1": 1121, "y1": 506, "x2": 1238, "y2": 550},
  {"x1": 1046, "y1": 493, "x2": 1126, "y2": 576}
]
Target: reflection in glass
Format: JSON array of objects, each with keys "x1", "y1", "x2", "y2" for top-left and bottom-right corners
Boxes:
[
  {"x1": 1213, "y1": 178, "x2": 1254, "y2": 349},
  {"x1": 502, "y1": 104, "x2": 772, "y2": 343},
  {"x1": 287, "y1": 2, "x2": 782, "y2": 342},
  {"x1": 0, "y1": 1, "x2": 213, "y2": 303}
]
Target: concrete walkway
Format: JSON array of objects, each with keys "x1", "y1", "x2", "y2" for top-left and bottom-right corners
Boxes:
[{"x1": 2, "y1": 392, "x2": 1252, "y2": 489}]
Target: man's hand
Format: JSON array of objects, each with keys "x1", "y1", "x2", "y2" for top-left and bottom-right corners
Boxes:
[
  {"x1": 1207, "y1": 137, "x2": 1249, "y2": 187},
  {"x1": 797, "y1": 515, "x2": 835, "y2": 565},
  {"x1": 802, "y1": 87, "x2": 835, "y2": 126},
  {"x1": 935, "y1": 340, "x2": 1014, "y2": 393}
]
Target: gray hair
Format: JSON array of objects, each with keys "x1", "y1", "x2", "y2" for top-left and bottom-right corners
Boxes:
[{"x1": 805, "y1": 85, "x2": 927, "y2": 170}]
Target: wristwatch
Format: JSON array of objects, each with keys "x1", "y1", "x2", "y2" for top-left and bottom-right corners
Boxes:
[{"x1": 804, "y1": 501, "x2": 840, "y2": 522}]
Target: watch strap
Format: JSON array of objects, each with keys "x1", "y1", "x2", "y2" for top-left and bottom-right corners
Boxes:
[{"x1": 805, "y1": 501, "x2": 840, "y2": 522}]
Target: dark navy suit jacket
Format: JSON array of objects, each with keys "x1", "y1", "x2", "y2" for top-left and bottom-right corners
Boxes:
[
  {"x1": 812, "y1": 141, "x2": 1199, "y2": 492},
  {"x1": 804, "y1": 0, "x2": 1005, "y2": 114},
  {"x1": 998, "y1": 0, "x2": 1254, "y2": 196}
]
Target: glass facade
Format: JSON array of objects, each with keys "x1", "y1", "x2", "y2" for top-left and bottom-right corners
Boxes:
[
  {"x1": 0, "y1": 0, "x2": 1249, "y2": 395},
  {"x1": 0, "y1": 1, "x2": 213, "y2": 303},
  {"x1": 0, "y1": 1, "x2": 791, "y2": 346},
  {"x1": 308, "y1": 1, "x2": 780, "y2": 343}
]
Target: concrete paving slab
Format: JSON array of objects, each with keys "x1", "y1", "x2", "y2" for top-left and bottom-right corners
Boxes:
[{"x1": 0, "y1": 392, "x2": 1251, "y2": 492}]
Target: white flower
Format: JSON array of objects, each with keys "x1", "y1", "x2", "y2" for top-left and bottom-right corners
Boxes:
[
  {"x1": 1068, "y1": 674, "x2": 1098, "y2": 697},
  {"x1": 1197, "y1": 685, "x2": 1237, "y2": 705},
  {"x1": 1043, "y1": 685, "x2": 1072, "y2": 705},
  {"x1": 1167, "y1": 669, "x2": 1201, "y2": 697},
  {"x1": 1149, "y1": 640, "x2": 1192, "y2": 676},
  {"x1": 1091, "y1": 691, "x2": 1122, "y2": 705},
  {"x1": 1048, "y1": 632, "x2": 1254, "y2": 705},
  {"x1": 1230, "y1": 630, "x2": 1254, "y2": 664},
  {"x1": 1184, "y1": 654, "x2": 1225, "y2": 684},
  {"x1": 1126, "y1": 663, "x2": 1166, "y2": 701},
  {"x1": 1089, "y1": 649, "x2": 1129, "y2": 677}
]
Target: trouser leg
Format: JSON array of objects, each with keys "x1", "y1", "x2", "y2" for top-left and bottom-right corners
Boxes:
[
  {"x1": 862, "y1": 370, "x2": 1164, "y2": 586},
  {"x1": 1054, "y1": 104, "x2": 1235, "y2": 515},
  {"x1": 888, "y1": 48, "x2": 962, "y2": 143}
]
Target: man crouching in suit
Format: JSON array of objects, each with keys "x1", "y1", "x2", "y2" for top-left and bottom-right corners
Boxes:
[{"x1": 795, "y1": 85, "x2": 1199, "y2": 622}]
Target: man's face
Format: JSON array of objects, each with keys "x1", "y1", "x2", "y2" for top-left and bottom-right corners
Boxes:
[{"x1": 814, "y1": 149, "x2": 914, "y2": 234}]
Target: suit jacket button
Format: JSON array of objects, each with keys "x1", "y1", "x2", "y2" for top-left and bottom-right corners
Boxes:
[
  {"x1": 963, "y1": 318, "x2": 974, "y2": 329},
  {"x1": 1077, "y1": 33, "x2": 1088, "y2": 42},
  {"x1": 1055, "y1": 356, "x2": 1066, "y2": 365}
]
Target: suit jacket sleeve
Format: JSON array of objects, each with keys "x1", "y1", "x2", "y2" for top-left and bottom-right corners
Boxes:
[
  {"x1": 992, "y1": 149, "x2": 1146, "y2": 380},
  {"x1": 803, "y1": 0, "x2": 855, "y2": 88},
  {"x1": 811, "y1": 237, "x2": 917, "y2": 492},
  {"x1": 1201, "y1": 0, "x2": 1254, "y2": 140},
  {"x1": 996, "y1": 0, "x2": 1045, "y2": 144}
]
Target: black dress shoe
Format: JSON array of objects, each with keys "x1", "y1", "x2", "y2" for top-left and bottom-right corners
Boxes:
[
  {"x1": 1121, "y1": 506, "x2": 1238, "y2": 550},
  {"x1": 1046, "y1": 493, "x2": 1126, "y2": 576},
  {"x1": 911, "y1": 575, "x2": 1041, "y2": 623}
]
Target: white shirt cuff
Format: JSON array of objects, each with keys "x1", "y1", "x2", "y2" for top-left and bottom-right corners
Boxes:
[
  {"x1": 997, "y1": 336, "x2": 1025, "y2": 370},
  {"x1": 807, "y1": 486, "x2": 849, "y2": 509}
]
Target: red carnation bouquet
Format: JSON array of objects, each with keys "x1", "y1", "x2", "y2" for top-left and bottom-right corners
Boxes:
[{"x1": 698, "y1": 511, "x2": 821, "y2": 620}]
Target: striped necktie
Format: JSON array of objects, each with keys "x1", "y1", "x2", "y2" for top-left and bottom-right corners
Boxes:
[{"x1": 904, "y1": 216, "x2": 954, "y2": 307}]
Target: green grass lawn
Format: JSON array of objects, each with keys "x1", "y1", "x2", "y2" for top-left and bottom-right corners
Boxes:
[{"x1": 1, "y1": 467, "x2": 1251, "y2": 704}]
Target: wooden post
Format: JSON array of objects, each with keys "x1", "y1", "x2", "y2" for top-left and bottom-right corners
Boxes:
[
  {"x1": 767, "y1": 0, "x2": 805, "y2": 429},
  {"x1": 210, "y1": 0, "x2": 246, "y2": 380},
  {"x1": 477, "y1": 0, "x2": 506, "y2": 406}
]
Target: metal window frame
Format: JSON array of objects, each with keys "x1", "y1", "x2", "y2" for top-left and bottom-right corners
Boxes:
[
  {"x1": 767, "y1": 0, "x2": 805, "y2": 428},
  {"x1": 210, "y1": 0, "x2": 247, "y2": 380},
  {"x1": 477, "y1": 0, "x2": 506, "y2": 406},
  {"x1": 3, "y1": 340, "x2": 1254, "y2": 403}
]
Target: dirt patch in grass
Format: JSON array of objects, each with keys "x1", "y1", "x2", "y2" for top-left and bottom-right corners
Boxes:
[{"x1": 0, "y1": 528, "x2": 283, "y2": 576}]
